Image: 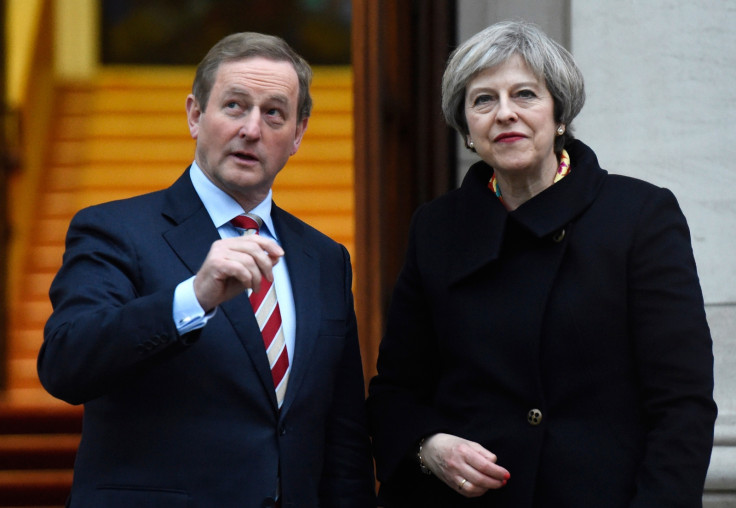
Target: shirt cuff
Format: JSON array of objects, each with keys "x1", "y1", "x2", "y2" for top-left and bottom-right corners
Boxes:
[{"x1": 173, "y1": 276, "x2": 216, "y2": 334}]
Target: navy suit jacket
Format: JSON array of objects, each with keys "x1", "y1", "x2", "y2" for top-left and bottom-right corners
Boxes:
[{"x1": 39, "y1": 169, "x2": 376, "y2": 508}]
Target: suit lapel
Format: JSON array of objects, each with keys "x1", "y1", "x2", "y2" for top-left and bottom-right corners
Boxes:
[
  {"x1": 160, "y1": 170, "x2": 278, "y2": 408},
  {"x1": 271, "y1": 206, "x2": 320, "y2": 416},
  {"x1": 219, "y1": 298, "x2": 277, "y2": 409},
  {"x1": 160, "y1": 169, "x2": 220, "y2": 274}
]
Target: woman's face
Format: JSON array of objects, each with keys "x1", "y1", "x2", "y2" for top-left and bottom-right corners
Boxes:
[{"x1": 465, "y1": 54, "x2": 558, "y2": 179}]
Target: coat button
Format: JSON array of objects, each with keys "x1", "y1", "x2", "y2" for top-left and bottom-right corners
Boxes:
[
  {"x1": 527, "y1": 409, "x2": 543, "y2": 425},
  {"x1": 552, "y1": 229, "x2": 566, "y2": 242}
]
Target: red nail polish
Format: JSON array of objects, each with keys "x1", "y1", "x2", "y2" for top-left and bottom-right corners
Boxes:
[{"x1": 504, "y1": 472, "x2": 511, "y2": 480}]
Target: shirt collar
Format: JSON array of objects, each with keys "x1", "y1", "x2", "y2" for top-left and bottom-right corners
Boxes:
[{"x1": 189, "y1": 161, "x2": 277, "y2": 239}]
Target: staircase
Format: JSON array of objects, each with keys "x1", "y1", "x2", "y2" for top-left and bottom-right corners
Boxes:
[
  {"x1": 5, "y1": 66, "x2": 197, "y2": 406},
  {"x1": 0, "y1": 406, "x2": 81, "y2": 507},
  {"x1": 1, "y1": 65, "x2": 354, "y2": 506}
]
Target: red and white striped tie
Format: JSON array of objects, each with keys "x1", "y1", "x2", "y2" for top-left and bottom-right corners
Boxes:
[{"x1": 231, "y1": 214, "x2": 289, "y2": 408}]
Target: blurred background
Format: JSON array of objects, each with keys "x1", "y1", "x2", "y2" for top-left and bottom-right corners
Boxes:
[{"x1": 0, "y1": 0, "x2": 734, "y2": 506}]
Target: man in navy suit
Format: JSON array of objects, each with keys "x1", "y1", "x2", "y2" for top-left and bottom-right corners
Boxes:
[{"x1": 39, "y1": 32, "x2": 376, "y2": 508}]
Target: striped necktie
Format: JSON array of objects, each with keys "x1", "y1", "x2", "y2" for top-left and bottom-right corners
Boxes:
[{"x1": 231, "y1": 213, "x2": 289, "y2": 408}]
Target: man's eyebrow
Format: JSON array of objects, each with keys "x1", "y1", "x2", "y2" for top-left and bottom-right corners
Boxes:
[
  {"x1": 266, "y1": 93, "x2": 290, "y2": 105},
  {"x1": 222, "y1": 88, "x2": 290, "y2": 106},
  {"x1": 223, "y1": 87, "x2": 251, "y2": 98}
]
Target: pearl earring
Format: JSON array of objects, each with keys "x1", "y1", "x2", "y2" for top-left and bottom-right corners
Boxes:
[
  {"x1": 468, "y1": 140, "x2": 475, "y2": 149},
  {"x1": 556, "y1": 125, "x2": 565, "y2": 136}
]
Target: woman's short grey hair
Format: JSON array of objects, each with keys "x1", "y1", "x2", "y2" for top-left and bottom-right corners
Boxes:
[
  {"x1": 442, "y1": 20, "x2": 585, "y2": 152},
  {"x1": 192, "y1": 32, "x2": 313, "y2": 122}
]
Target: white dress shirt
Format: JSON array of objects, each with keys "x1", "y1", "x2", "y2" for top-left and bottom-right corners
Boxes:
[{"x1": 172, "y1": 161, "x2": 296, "y2": 362}]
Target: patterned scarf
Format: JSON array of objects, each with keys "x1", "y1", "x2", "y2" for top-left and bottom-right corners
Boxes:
[{"x1": 489, "y1": 149, "x2": 571, "y2": 205}]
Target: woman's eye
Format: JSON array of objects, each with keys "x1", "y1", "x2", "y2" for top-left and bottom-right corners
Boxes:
[
  {"x1": 517, "y1": 89, "x2": 537, "y2": 99},
  {"x1": 472, "y1": 94, "x2": 494, "y2": 106}
]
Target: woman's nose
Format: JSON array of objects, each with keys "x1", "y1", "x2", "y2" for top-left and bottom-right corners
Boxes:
[{"x1": 496, "y1": 96, "x2": 518, "y2": 122}]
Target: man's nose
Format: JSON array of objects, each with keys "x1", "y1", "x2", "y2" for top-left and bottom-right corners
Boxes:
[{"x1": 239, "y1": 110, "x2": 262, "y2": 140}]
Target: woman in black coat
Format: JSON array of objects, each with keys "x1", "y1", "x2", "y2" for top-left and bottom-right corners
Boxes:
[{"x1": 368, "y1": 20, "x2": 717, "y2": 508}]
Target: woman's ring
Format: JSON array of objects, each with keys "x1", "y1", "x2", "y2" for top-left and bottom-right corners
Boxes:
[{"x1": 458, "y1": 478, "x2": 468, "y2": 490}]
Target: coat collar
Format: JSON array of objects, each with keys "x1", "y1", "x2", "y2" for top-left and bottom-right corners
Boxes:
[
  {"x1": 449, "y1": 139, "x2": 607, "y2": 284},
  {"x1": 510, "y1": 139, "x2": 607, "y2": 237},
  {"x1": 448, "y1": 161, "x2": 507, "y2": 283}
]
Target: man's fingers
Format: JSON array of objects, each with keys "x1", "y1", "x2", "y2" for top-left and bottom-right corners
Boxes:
[
  {"x1": 231, "y1": 234, "x2": 284, "y2": 258},
  {"x1": 231, "y1": 236, "x2": 283, "y2": 282},
  {"x1": 194, "y1": 235, "x2": 286, "y2": 308}
]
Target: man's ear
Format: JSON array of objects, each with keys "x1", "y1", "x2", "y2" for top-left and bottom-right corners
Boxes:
[
  {"x1": 186, "y1": 95, "x2": 202, "y2": 140},
  {"x1": 290, "y1": 117, "x2": 309, "y2": 156}
]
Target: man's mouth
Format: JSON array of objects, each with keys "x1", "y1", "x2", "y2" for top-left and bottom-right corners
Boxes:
[{"x1": 232, "y1": 151, "x2": 258, "y2": 162}]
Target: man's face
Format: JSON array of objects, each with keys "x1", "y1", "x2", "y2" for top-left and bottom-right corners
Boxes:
[{"x1": 186, "y1": 57, "x2": 308, "y2": 208}]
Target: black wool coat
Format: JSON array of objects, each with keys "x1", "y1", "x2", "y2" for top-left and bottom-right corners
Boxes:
[{"x1": 368, "y1": 139, "x2": 716, "y2": 508}]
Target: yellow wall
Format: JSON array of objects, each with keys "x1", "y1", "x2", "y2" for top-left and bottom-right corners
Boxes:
[
  {"x1": 5, "y1": 0, "x2": 98, "y2": 108},
  {"x1": 53, "y1": 0, "x2": 98, "y2": 81},
  {"x1": 5, "y1": 0, "x2": 43, "y2": 107}
]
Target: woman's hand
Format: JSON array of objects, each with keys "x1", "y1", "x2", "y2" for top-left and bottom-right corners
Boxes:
[{"x1": 421, "y1": 433, "x2": 510, "y2": 498}]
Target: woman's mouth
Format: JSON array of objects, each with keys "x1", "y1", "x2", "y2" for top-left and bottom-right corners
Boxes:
[{"x1": 494, "y1": 132, "x2": 526, "y2": 143}]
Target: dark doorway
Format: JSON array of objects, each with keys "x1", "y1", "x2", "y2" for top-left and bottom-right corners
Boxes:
[
  {"x1": 352, "y1": 0, "x2": 457, "y2": 378},
  {"x1": 101, "y1": 0, "x2": 352, "y2": 65}
]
